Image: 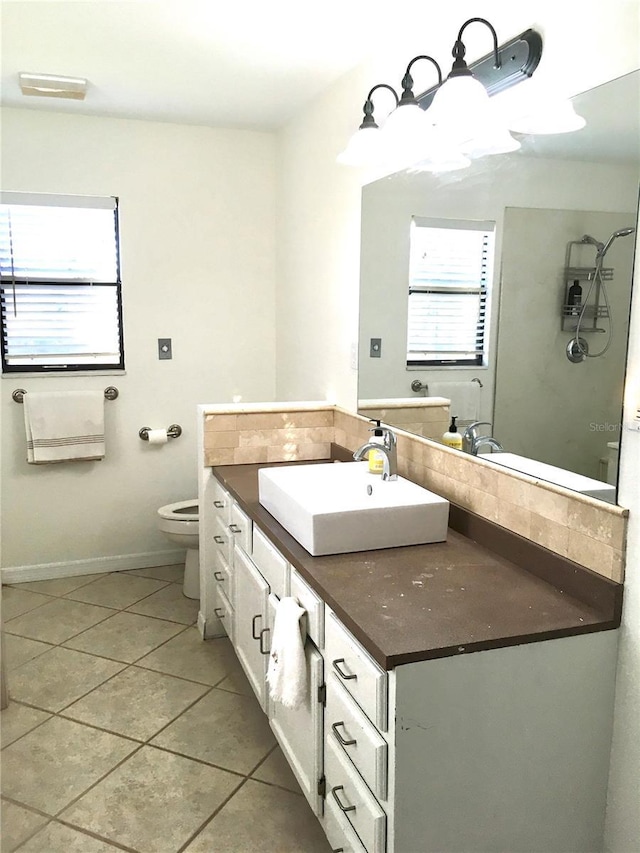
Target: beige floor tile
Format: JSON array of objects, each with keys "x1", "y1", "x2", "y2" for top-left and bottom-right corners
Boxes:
[
  {"x1": 0, "y1": 800, "x2": 50, "y2": 853},
  {"x1": 1, "y1": 588, "x2": 52, "y2": 621},
  {"x1": 216, "y1": 659, "x2": 255, "y2": 697},
  {"x1": 152, "y1": 688, "x2": 275, "y2": 774},
  {"x1": 61, "y1": 745, "x2": 241, "y2": 853},
  {"x1": 63, "y1": 611, "x2": 186, "y2": 663},
  {"x1": 63, "y1": 666, "x2": 209, "y2": 741},
  {"x1": 1, "y1": 716, "x2": 138, "y2": 815},
  {"x1": 126, "y1": 564, "x2": 185, "y2": 583},
  {"x1": 5, "y1": 597, "x2": 114, "y2": 645},
  {"x1": 126, "y1": 583, "x2": 199, "y2": 625},
  {"x1": 252, "y1": 746, "x2": 302, "y2": 794},
  {"x1": 1, "y1": 702, "x2": 51, "y2": 749},
  {"x1": 4, "y1": 634, "x2": 53, "y2": 670},
  {"x1": 137, "y1": 629, "x2": 240, "y2": 685},
  {"x1": 8, "y1": 574, "x2": 107, "y2": 597},
  {"x1": 9, "y1": 647, "x2": 125, "y2": 712},
  {"x1": 184, "y1": 779, "x2": 330, "y2": 853},
  {"x1": 18, "y1": 820, "x2": 124, "y2": 852},
  {"x1": 65, "y1": 573, "x2": 169, "y2": 609}
]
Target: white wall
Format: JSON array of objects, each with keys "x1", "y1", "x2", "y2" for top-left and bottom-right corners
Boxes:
[
  {"x1": 275, "y1": 1, "x2": 640, "y2": 848},
  {"x1": 1, "y1": 108, "x2": 277, "y2": 573}
]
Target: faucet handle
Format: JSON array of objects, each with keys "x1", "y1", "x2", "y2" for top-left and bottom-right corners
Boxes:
[
  {"x1": 463, "y1": 421, "x2": 492, "y2": 438},
  {"x1": 380, "y1": 426, "x2": 396, "y2": 449}
]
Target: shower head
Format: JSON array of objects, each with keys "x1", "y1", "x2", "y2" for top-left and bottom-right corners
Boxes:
[{"x1": 599, "y1": 226, "x2": 635, "y2": 258}]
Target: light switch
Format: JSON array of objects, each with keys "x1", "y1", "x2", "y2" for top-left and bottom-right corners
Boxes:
[
  {"x1": 370, "y1": 337, "x2": 382, "y2": 358},
  {"x1": 158, "y1": 338, "x2": 172, "y2": 359}
]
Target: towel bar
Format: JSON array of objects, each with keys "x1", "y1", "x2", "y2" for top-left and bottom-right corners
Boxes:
[{"x1": 12, "y1": 386, "x2": 119, "y2": 404}]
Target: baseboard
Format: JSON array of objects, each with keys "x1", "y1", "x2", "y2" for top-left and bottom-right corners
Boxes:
[{"x1": 1, "y1": 549, "x2": 185, "y2": 584}]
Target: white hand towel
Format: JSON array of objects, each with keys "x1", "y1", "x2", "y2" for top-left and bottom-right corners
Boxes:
[
  {"x1": 267, "y1": 597, "x2": 307, "y2": 709},
  {"x1": 429, "y1": 381, "x2": 480, "y2": 422},
  {"x1": 23, "y1": 390, "x2": 106, "y2": 464}
]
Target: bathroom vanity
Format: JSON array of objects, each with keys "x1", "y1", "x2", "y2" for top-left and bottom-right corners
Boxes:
[{"x1": 199, "y1": 451, "x2": 621, "y2": 853}]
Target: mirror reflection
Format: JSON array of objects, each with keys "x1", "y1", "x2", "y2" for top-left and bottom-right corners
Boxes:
[{"x1": 358, "y1": 71, "x2": 639, "y2": 506}]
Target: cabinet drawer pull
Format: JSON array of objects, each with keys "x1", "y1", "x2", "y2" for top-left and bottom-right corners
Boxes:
[
  {"x1": 251, "y1": 614, "x2": 262, "y2": 639},
  {"x1": 331, "y1": 721, "x2": 357, "y2": 747},
  {"x1": 331, "y1": 785, "x2": 356, "y2": 814},
  {"x1": 213, "y1": 535, "x2": 225, "y2": 545},
  {"x1": 214, "y1": 607, "x2": 225, "y2": 619},
  {"x1": 213, "y1": 500, "x2": 225, "y2": 508},
  {"x1": 229, "y1": 523, "x2": 242, "y2": 534},
  {"x1": 333, "y1": 849, "x2": 344, "y2": 853},
  {"x1": 214, "y1": 571, "x2": 225, "y2": 582},
  {"x1": 332, "y1": 658, "x2": 357, "y2": 681},
  {"x1": 259, "y1": 627, "x2": 270, "y2": 655}
]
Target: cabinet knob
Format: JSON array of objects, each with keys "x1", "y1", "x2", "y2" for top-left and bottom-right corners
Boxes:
[
  {"x1": 332, "y1": 658, "x2": 357, "y2": 681},
  {"x1": 331, "y1": 785, "x2": 356, "y2": 813}
]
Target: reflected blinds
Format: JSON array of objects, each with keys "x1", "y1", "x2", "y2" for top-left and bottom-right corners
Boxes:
[{"x1": 407, "y1": 217, "x2": 494, "y2": 366}]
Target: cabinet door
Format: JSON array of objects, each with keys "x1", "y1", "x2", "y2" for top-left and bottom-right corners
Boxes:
[
  {"x1": 268, "y1": 595, "x2": 324, "y2": 816},
  {"x1": 234, "y1": 545, "x2": 269, "y2": 712}
]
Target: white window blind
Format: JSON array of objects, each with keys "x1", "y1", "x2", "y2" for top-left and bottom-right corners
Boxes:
[
  {"x1": 0, "y1": 192, "x2": 124, "y2": 372},
  {"x1": 407, "y1": 217, "x2": 494, "y2": 366}
]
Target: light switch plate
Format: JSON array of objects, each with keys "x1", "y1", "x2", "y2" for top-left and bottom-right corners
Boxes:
[
  {"x1": 158, "y1": 338, "x2": 172, "y2": 359},
  {"x1": 370, "y1": 337, "x2": 382, "y2": 358}
]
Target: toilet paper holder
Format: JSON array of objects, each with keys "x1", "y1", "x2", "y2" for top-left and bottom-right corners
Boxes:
[{"x1": 139, "y1": 424, "x2": 182, "y2": 441}]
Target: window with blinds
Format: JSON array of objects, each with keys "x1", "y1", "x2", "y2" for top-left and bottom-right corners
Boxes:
[
  {"x1": 0, "y1": 192, "x2": 124, "y2": 373},
  {"x1": 407, "y1": 217, "x2": 494, "y2": 367}
]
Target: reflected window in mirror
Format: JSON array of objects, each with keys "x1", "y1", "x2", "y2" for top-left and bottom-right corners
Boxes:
[{"x1": 407, "y1": 217, "x2": 495, "y2": 367}]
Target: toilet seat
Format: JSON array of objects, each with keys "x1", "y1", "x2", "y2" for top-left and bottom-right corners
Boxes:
[{"x1": 158, "y1": 500, "x2": 198, "y2": 522}]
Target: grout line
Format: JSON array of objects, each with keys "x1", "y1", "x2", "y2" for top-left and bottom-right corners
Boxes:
[
  {"x1": 51, "y1": 818, "x2": 141, "y2": 853},
  {"x1": 174, "y1": 775, "x2": 249, "y2": 853}
]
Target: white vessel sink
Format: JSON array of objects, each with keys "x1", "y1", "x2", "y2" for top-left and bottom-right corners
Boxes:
[
  {"x1": 258, "y1": 461, "x2": 450, "y2": 556},
  {"x1": 478, "y1": 452, "x2": 616, "y2": 503}
]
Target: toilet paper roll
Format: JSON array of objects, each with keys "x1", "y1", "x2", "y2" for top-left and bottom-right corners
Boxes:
[{"x1": 147, "y1": 428, "x2": 169, "y2": 445}]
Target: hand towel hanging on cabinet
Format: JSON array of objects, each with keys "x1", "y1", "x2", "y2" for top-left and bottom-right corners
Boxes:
[
  {"x1": 267, "y1": 597, "x2": 307, "y2": 709},
  {"x1": 23, "y1": 390, "x2": 106, "y2": 463}
]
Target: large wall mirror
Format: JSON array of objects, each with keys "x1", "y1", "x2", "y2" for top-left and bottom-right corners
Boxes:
[{"x1": 358, "y1": 71, "x2": 639, "y2": 507}]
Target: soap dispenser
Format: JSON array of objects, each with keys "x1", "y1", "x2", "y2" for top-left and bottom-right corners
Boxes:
[
  {"x1": 442, "y1": 416, "x2": 463, "y2": 449},
  {"x1": 367, "y1": 420, "x2": 385, "y2": 475}
]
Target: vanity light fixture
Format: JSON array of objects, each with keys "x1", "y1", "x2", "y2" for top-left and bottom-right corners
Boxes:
[
  {"x1": 19, "y1": 72, "x2": 88, "y2": 100},
  {"x1": 337, "y1": 83, "x2": 399, "y2": 166},
  {"x1": 338, "y1": 22, "x2": 578, "y2": 170}
]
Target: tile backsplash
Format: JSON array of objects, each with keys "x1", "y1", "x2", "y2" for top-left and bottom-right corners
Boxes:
[{"x1": 203, "y1": 404, "x2": 627, "y2": 582}]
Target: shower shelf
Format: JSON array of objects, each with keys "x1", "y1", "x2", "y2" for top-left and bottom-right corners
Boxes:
[{"x1": 564, "y1": 266, "x2": 614, "y2": 282}]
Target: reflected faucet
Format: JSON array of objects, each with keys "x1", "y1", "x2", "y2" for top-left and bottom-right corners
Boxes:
[
  {"x1": 353, "y1": 425, "x2": 398, "y2": 481},
  {"x1": 463, "y1": 421, "x2": 504, "y2": 455}
]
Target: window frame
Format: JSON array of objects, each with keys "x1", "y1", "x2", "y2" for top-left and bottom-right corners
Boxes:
[
  {"x1": 406, "y1": 216, "x2": 495, "y2": 368},
  {"x1": 0, "y1": 192, "x2": 125, "y2": 375}
]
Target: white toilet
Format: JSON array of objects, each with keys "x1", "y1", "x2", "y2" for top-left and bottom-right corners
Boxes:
[{"x1": 157, "y1": 500, "x2": 200, "y2": 599}]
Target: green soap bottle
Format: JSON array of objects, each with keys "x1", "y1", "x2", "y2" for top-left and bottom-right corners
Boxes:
[{"x1": 442, "y1": 416, "x2": 463, "y2": 449}]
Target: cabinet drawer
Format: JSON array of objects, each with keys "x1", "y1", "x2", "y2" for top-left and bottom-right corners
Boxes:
[
  {"x1": 229, "y1": 502, "x2": 252, "y2": 555},
  {"x1": 325, "y1": 736, "x2": 386, "y2": 853},
  {"x1": 211, "y1": 479, "x2": 231, "y2": 524},
  {"x1": 213, "y1": 585, "x2": 234, "y2": 643},
  {"x1": 252, "y1": 527, "x2": 289, "y2": 599},
  {"x1": 326, "y1": 612, "x2": 387, "y2": 731},
  {"x1": 212, "y1": 516, "x2": 232, "y2": 565},
  {"x1": 290, "y1": 568, "x2": 324, "y2": 648},
  {"x1": 324, "y1": 793, "x2": 368, "y2": 853},
  {"x1": 212, "y1": 547, "x2": 234, "y2": 605},
  {"x1": 327, "y1": 674, "x2": 387, "y2": 801}
]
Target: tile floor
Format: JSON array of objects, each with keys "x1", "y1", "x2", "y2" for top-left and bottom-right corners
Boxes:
[{"x1": 1, "y1": 566, "x2": 331, "y2": 853}]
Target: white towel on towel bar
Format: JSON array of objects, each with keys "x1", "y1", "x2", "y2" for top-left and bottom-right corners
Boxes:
[
  {"x1": 266, "y1": 597, "x2": 307, "y2": 709},
  {"x1": 429, "y1": 381, "x2": 480, "y2": 422},
  {"x1": 23, "y1": 390, "x2": 106, "y2": 464}
]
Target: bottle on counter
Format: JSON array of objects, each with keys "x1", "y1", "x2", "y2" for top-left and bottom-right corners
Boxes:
[
  {"x1": 367, "y1": 420, "x2": 385, "y2": 474},
  {"x1": 442, "y1": 416, "x2": 463, "y2": 449}
]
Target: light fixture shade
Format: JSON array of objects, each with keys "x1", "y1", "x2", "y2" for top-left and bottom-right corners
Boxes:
[
  {"x1": 508, "y1": 98, "x2": 586, "y2": 134},
  {"x1": 460, "y1": 121, "x2": 521, "y2": 158},
  {"x1": 383, "y1": 102, "x2": 433, "y2": 138},
  {"x1": 19, "y1": 72, "x2": 87, "y2": 100},
  {"x1": 337, "y1": 126, "x2": 386, "y2": 167},
  {"x1": 429, "y1": 75, "x2": 491, "y2": 131}
]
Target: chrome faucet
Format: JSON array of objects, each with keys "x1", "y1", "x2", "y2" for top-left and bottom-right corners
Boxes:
[
  {"x1": 353, "y1": 425, "x2": 398, "y2": 481},
  {"x1": 463, "y1": 421, "x2": 504, "y2": 455}
]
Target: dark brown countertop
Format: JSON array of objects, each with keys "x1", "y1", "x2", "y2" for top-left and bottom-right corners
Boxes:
[{"x1": 212, "y1": 455, "x2": 622, "y2": 670}]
